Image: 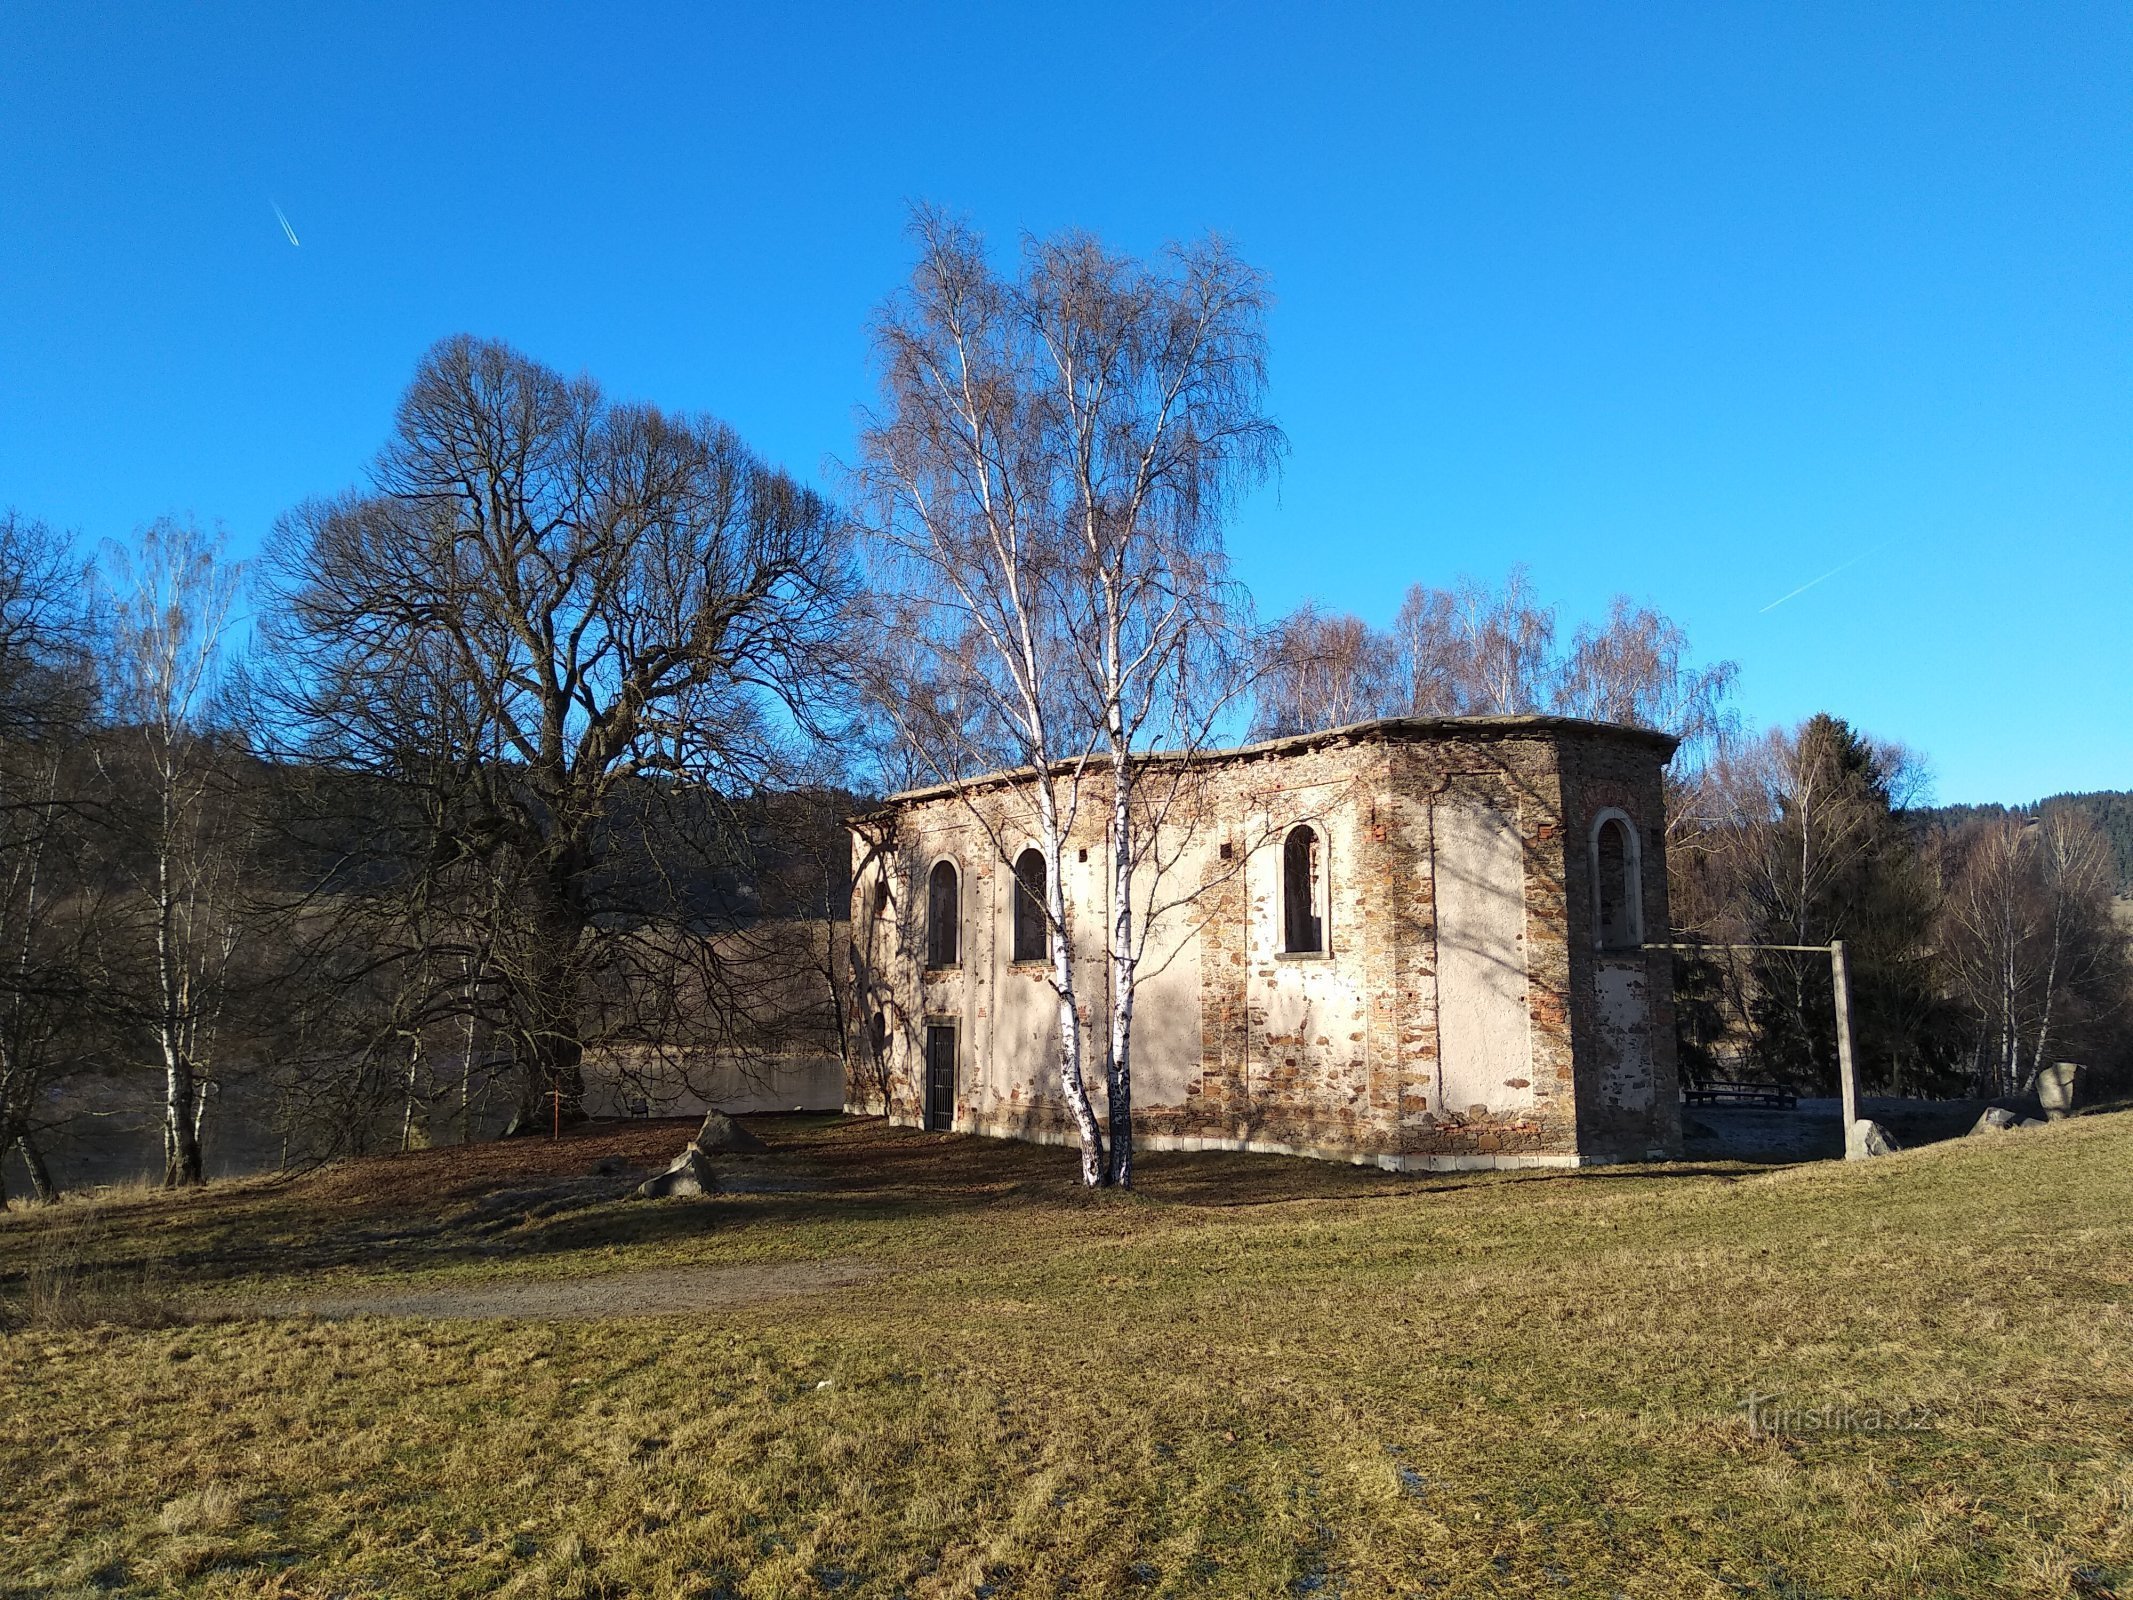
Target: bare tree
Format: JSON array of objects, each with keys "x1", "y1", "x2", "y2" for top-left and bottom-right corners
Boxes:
[
  {"x1": 100, "y1": 517, "x2": 244, "y2": 1188},
  {"x1": 0, "y1": 511, "x2": 101, "y2": 1204},
  {"x1": 1248, "y1": 602, "x2": 1396, "y2": 739},
  {"x1": 1557, "y1": 596, "x2": 1739, "y2": 777},
  {"x1": 858, "y1": 212, "x2": 1111, "y2": 1183},
  {"x1": 1263, "y1": 572, "x2": 1738, "y2": 770},
  {"x1": 1029, "y1": 229, "x2": 1280, "y2": 1188},
  {"x1": 1684, "y1": 714, "x2": 1948, "y2": 1092},
  {"x1": 257, "y1": 335, "x2": 852, "y2": 1132},
  {"x1": 0, "y1": 746, "x2": 116, "y2": 1206},
  {"x1": 0, "y1": 511, "x2": 90, "y2": 743},
  {"x1": 859, "y1": 211, "x2": 1280, "y2": 1187},
  {"x1": 1392, "y1": 566, "x2": 1559, "y2": 716},
  {"x1": 1937, "y1": 809, "x2": 2125, "y2": 1097}
]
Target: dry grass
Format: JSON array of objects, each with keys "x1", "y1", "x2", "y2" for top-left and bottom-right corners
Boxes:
[
  {"x1": 1, "y1": 1113, "x2": 2130, "y2": 1597},
  {"x1": 4, "y1": 1207, "x2": 180, "y2": 1332}
]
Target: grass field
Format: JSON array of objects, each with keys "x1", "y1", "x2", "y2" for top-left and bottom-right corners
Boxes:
[{"x1": 1, "y1": 1112, "x2": 2129, "y2": 1599}]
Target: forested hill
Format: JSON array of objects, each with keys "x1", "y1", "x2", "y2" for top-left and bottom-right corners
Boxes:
[{"x1": 1917, "y1": 790, "x2": 2133, "y2": 893}]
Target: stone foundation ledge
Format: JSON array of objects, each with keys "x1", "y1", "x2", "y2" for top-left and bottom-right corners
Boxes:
[{"x1": 906, "y1": 1112, "x2": 1623, "y2": 1172}]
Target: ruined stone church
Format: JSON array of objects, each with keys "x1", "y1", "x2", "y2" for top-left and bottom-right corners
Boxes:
[{"x1": 847, "y1": 715, "x2": 1682, "y2": 1170}]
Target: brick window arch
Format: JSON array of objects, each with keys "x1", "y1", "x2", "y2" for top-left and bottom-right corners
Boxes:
[
  {"x1": 1012, "y1": 847, "x2": 1048, "y2": 963},
  {"x1": 1283, "y1": 824, "x2": 1325, "y2": 954},
  {"x1": 1590, "y1": 810, "x2": 1642, "y2": 951},
  {"x1": 926, "y1": 859, "x2": 961, "y2": 968}
]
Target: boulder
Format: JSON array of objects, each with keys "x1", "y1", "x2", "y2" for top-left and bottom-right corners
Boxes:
[
  {"x1": 634, "y1": 1147, "x2": 714, "y2": 1199},
  {"x1": 1847, "y1": 1119, "x2": 1900, "y2": 1158},
  {"x1": 692, "y1": 1110, "x2": 764, "y2": 1154},
  {"x1": 2037, "y1": 1061, "x2": 2085, "y2": 1121},
  {"x1": 1970, "y1": 1105, "x2": 2026, "y2": 1136}
]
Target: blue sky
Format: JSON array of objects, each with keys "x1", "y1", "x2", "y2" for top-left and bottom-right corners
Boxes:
[{"x1": 1, "y1": 2, "x2": 2125, "y2": 803}]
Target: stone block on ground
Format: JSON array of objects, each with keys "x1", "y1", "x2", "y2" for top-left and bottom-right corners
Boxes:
[
  {"x1": 634, "y1": 1147, "x2": 714, "y2": 1199},
  {"x1": 1847, "y1": 1119, "x2": 1900, "y2": 1158},
  {"x1": 692, "y1": 1110, "x2": 764, "y2": 1154},
  {"x1": 2037, "y1": 1061, "x2": 2084, "y2": 1121},
  {"x1": 1970, "y1": 1106, "x2": 2023, "y2": 1136}
]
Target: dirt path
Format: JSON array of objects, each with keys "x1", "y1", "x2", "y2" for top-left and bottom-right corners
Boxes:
[{"x1": 228, "y1": 1258, "x2": 882, "y2": 1321}]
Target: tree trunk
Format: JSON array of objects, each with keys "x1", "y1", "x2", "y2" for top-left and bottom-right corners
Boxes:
[
  {"x1": 519, "y1": 876, "x2": 588, "y2": 1132},
  {"x1": 1054, "y1": 984, "x2": 1103, "y2": 1186},
  {"x1": 162, "y1": 1050, "x2": 202, "y2": 1187},
  {"x1": 401, "y1": 1032, "x2": 422, "y2": 1152},
  {"x1": 460, "y1": 1004, "x2": 476, "y2": 1146},
  {"x1": 156, "y1": 786, "x2": 204, "y2": 1188},
  {"x1": 2029, "y1": 879, "x2": 2065, "y2": 1087},
  {"x1": 16, "y1": 1134, "x2": 58, "y2": 1204},
  {"x1": 191, "y1": 1075, "x2": 212, "y2": 1171},
  {"x1": 1038, "y1": 800, "x2": 1103, "y2": 1186},
  {"x1": 521, "y1": 1001, "x2": 587, "y2": 1135},
  {"x1": 1105, "y1": 750, "x2": 1136, "y2": 1189}
]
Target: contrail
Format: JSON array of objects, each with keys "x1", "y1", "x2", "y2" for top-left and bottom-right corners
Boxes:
[
  {"x1": 1758, "y1": 542, "x2": 1888, "y2": 614},
  {"x1": 270, "y1": 199, "x2": 300, "y2": 247}
]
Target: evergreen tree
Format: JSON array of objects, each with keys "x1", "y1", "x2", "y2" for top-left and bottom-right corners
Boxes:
[{"x1": 1730, "y1": 715, "x2": 1961, "y2": 1094}]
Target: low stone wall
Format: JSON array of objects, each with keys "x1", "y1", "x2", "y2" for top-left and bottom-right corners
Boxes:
[{"x1": 582, "y1": 1049, "x2": 846, "y2": 1118}]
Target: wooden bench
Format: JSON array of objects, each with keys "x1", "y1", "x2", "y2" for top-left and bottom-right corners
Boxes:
[{"x1": 1684, "y1": 1081, "x2": 1798, "y2": 1110}]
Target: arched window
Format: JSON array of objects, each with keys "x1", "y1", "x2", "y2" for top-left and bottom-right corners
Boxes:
[
  {"x1": 869, "y1": 1009, "x2": 889, "y2": 1062},
  {"x1": 926, "y1": 860, "x2": 960, "y2": 968},
  {"x1": 870, "y1": 875, "x2": 890, "y2": 920},
  {"x1": 1283, "y1": 824, "x2": 1325, "y2": 954},
  {"x1": 1012, "y1": 847, "x2": 1047, "y2": 963},
  {"x1": 1592, "y1": 813, "x2": 1642, "y2": 951}
]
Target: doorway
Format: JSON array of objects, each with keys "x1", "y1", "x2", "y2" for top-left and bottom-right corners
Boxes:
[{"x1": 924, "y1": 1023, "x2": 957, "y2": 1132}]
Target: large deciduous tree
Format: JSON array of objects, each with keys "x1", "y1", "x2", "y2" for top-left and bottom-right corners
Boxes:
[{"x1": 259, "y1": 336, "x2": 852, "y2": 1130}]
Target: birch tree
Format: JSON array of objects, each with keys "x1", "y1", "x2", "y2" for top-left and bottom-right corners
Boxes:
[
  {"x1": 1392, "y1": 567, "x2": 1558, "y2": 716},
  {"x1": 1247, "y1": 602, "x2": 1397, "y2": 738},
  {"x1": 859, "y1": 215, "x2": 1110, "y2": 1182},
  {"x1": 1937, "y1": 809, "x2": 2125, "y2": 1096},
  {"x1": 102, "y1": 516, "x2": 244, "y2": 1188},
  {"x1": 1258, "y1": 574, "x2": 1737, "y2": 779},
  {"x1": 1026, "y1": 230, "x2": 1280, "y2": 1187},
  {"x1": 859, "y1": 211, "x2": 1280, "y2": 1188}
]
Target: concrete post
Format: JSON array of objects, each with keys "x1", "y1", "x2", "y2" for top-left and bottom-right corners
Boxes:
[{"x1": 1831, "y1": 939, "x2": 1862, "y2": 1159}]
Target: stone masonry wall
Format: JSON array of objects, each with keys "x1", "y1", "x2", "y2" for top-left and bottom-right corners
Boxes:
[
  {"x1": 847, "y1": 719, "x2": 1679, "y2": 1170},
  {"x1": 1558, "y1": 735, "x2": 1685, "y2": 1160}
]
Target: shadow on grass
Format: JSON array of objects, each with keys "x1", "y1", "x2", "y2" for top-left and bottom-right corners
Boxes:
[{"x1": 0, "y1": 1111, "x2": 1848, "y2": 1292}]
